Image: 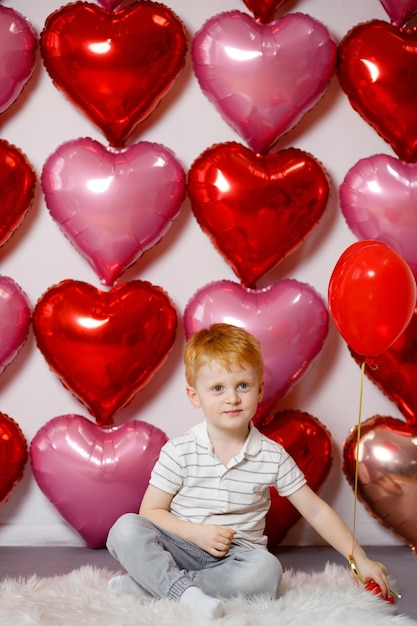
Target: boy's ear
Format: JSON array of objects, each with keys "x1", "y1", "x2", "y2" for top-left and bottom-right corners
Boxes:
[
  {"x1": 186, "y1": 385, "x2": 201, "y2": 408},
  {"x1": 258, "y1": 380, "x2": 264, "y2": 402}
]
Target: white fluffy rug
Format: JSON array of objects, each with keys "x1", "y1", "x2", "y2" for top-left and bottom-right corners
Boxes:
[{"x1": 0, "y1": 563, "x2": 415, "y2": 626}]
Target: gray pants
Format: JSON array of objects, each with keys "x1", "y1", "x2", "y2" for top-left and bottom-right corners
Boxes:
[{"x1": 106, "y1": 513, "x2": 283, "y2": 600}]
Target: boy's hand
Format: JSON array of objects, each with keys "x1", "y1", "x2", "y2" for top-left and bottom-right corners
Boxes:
[
  {"x1": 352, "y1": 555, "x2": 392, "y2": 599},
  {"x1": 192, "y1": 524, "x2": 236, "y2": 557}
]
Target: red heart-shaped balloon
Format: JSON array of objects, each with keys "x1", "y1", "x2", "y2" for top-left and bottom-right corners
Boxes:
[
  {"x1": 343, "y1": 415, "x2": 417, "y2": 552},
  {"x1": 32, "y1": 280, "x2": 178, "y2": 426},
  {"x1": 188, "y1": 143, "x2": 329, "y2": 287},
  {"x1": 40, "y1": 2, "x2": 187, "y2": 146},
  {"x1": 350, "y1": 307, "x2": 417, "y2": 426},
  {"x1": 30, "y1": 415, "x2": 168, "y2": 547},
  {"x1": 259, "y1": 409, "x2": 332, "y2": 549},
  {"x1": 0, "y1": 412, "x2": 28, "y2": 505},
  {"x1": 241, "y1": 0, "x2": 290, "y2": 23},
  {"x1": 0, "y1": 140, "x2": 36, "y2": 247},
  {"x1": 338, "y1": 20, "x2": 417, "y2": 162}
]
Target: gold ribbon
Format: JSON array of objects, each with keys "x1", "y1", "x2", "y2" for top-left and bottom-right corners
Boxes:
[{"x1": 349, "y1": 361, "x2": 401, "y2": 600}]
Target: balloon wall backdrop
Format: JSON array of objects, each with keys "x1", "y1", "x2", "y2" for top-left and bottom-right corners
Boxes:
[{"x1": 1, "y1": 0, "x2": 416, "y2": 550}]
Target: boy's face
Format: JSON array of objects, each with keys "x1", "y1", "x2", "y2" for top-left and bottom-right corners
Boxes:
[{"x1": 186, "y1": 359, "x2": 264, "y2": 434}]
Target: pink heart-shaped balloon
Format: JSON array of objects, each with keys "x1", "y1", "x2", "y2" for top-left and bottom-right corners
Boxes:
[
  {"x1": 0, "y1": 6, "x2": 37, "y2": 114},
  {"x1": 340, "y1": 154, "x2": 417, "y2": 280},
  {"x1": 183, "y1": 279, "x2": 329, "y2": 422},
  {"x1": 192, "y1": 11, "x2": 336, "y2": 154},
  {"x1": 30, "y1": 415, "x2": 168, "y2": 548},
  {"x1": 380, "y1": 0, "x2": 417, "y2": 26},
  {"x1": 41, "y1": 138, "x2": 186, "y2": 286},
  {"x1": 0, "y1": 276, "x2": 31, "y2": 375}
]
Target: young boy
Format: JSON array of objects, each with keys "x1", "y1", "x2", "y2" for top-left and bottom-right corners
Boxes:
[{"x1": 107, "y1": 323, "x2": 391, "y2": 619}]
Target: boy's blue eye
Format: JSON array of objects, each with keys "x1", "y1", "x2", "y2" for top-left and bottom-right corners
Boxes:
[
  {"x1": 239, "y1": 382, "x2": 248, "y2": 389},
  {"x1": 213, "y1": 385, "x2": 223, "y2": 392}
]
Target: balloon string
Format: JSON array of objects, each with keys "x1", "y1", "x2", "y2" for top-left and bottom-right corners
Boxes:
[
  {"x1": 348, "y1": 361, "x2": 401, "y2": 599},
  {"x1": 351, "y1": 360, "x2": 365, "y2": 552}
]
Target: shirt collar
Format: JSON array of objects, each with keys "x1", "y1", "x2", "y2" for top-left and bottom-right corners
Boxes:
[{"x1": 189, "y1": 421, "x2": 263, "y2": 456}]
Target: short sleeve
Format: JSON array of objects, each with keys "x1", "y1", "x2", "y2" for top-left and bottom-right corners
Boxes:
[{"x1": 149, "y1": 440, "x2": 184, "y2": 495}]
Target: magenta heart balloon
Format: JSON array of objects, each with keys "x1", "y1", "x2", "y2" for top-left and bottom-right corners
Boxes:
[
  {"x1": 30, "y1": 415, "x2": 168, "y2": 548},
  {"x1": 183, "y1": 279, "x2": 329, "y2": 422},
  {"x1": 41, "y1": 138, "x2": 186, "y2": 286},
  {"x1": 0, "y1": 276, "x2": 31, "y2": 376},
  {"x1": 340, "y1": 154, "x2": 417, "y2": 280},
  {"x1": 380, "y1": 0, "x2": 417, "y2": 26},
  {"x1": 192, "y1": 11, "x2": 336, "y2": 154},
  {"x1": 0, "y1": 6, "x2": 37, "y2": 114}
]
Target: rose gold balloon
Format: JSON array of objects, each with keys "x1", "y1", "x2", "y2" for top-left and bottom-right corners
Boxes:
[{"x1": 343, "y1": 415, "x2": 417, "y2": 552}]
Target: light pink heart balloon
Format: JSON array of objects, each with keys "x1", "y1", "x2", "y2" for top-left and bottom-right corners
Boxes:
[
  {"x1": 41, "y1": 138, "x2": 186, "y2": 286},
  {"x1": 0, "y1": 276, "x2": 31, "y2": 375},
  {"x1": 0, "y1": 6, "x2": 37, "y2": 114},
  {"x1": 183, "y1": 279, "x2": 329, "y2": 422},
  {"x1": 30, "y1": 415, "x2": 168, "y2": 548},
  {"x1": 340, "y1": 154, "x2": 417, "y2": 280},
  {"x1": 192, "y1": 11, "x2": 336, "y2": 154},
  {"x1": 380, "y1": 0, "x2": 417, "y2": 26}
]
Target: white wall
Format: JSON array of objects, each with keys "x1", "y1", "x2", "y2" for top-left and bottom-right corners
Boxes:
[{"x1": 0, "y1": 0, "x2": 405, "y2": 547}]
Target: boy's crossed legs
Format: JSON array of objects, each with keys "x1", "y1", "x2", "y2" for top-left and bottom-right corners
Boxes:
[{"x1": 107, "y1": 513, "x2": 282, "y2": 619}]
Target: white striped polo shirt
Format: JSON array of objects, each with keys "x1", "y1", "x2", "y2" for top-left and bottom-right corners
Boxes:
[{"x1": 149, "y1": 421, "x2": 306, "y2": 549}]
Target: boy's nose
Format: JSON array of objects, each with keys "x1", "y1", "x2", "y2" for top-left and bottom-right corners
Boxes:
[{"x1": 226, "y1": 390, "x2": 241, "y2": 404}]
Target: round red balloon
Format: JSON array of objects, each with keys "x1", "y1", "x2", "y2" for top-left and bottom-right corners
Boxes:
[
  {"x1": 328, "y1": 240, "x2": 416, "y2": 356},
  {"x1": 188, "y1": 142, "x2": 329, "y2": 287},
  {"x1": 40, "y1": 2, "x2": 187, "y2": 146},
  {"x1": 0, "y1": 140, "x2": 36, "y2": 248},
  {"x1": 0, "y1": 412, "x2": 28, "y2": 505},
  {"x1": 32, "y1": 280, "x2": 178, "y2": 426},
  {"x1": 338, "y1": 20, "x2": 417, "y2": 162}
]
